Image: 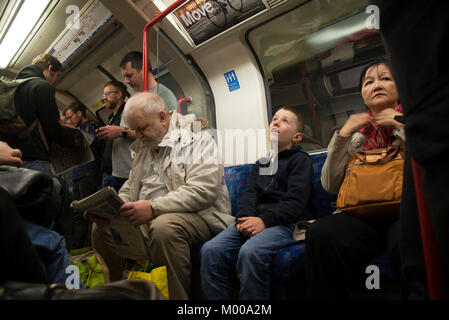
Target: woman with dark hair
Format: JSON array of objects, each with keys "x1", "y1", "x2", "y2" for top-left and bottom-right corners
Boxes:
[{"x1": 304, "y1": 59, "x2": 405, "y2": 299}]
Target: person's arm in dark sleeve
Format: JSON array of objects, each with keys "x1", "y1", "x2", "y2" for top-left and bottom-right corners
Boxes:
[
  {"x1": 35, "y1": 82, "x2": 83, "y2": 147},
  {"x1": 236, "y1": 164, "x2": 259, "y2": 219},
  {"x1": 259, "y1": 153, "x2": 313, "y2": 227}
]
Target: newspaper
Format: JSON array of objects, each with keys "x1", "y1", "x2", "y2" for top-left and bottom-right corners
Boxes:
[
  {"x1": 70, "y1": 187, "x2": 149, "y2": 260},
  {"x1": 70, "y1": 186, "x2": 124, "y2": 218},
  {"x1": 49, "y1": 130, "x2": 95, "y2": 176}
]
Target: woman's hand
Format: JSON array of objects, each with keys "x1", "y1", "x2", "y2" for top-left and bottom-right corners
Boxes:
[
  {"x1": 375, "y1": 108, "x2": 404, "y2": 129},
  {"x1": 339, "y1": 113, "x2": 373, "y2": 137}
]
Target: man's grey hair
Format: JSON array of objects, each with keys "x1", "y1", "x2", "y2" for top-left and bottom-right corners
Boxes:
[{"x1": 123, "y1": 92, "x2": 168, "y2": 125}]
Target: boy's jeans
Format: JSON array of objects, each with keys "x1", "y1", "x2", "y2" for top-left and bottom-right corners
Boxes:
[{"x1": 200, "y1": 223, "x2": 297, "y2": 300}]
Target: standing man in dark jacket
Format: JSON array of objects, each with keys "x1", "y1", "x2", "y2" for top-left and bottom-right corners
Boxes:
[
  {"x1": 200, "y1": 106, "x2": 314, "y2": 300},
  {"x1": 96, "y1": 80, "x2": 136, "y2": 192},
  {"x1": 12, "y1": 53, "x2": 82, "y2": 176},
  {"x1": 64, "y1": 101, "x2": 101, "y2": 249}
]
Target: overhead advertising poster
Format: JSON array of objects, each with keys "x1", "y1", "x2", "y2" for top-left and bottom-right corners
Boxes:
[
  {"x1": 173, "y1": 0, "x2": 266, "y2": 45},
  {"x1": 49, "y1": 0, "x2": 113, "y2": 64}
]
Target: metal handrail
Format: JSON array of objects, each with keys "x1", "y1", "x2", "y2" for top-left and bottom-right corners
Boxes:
[
  {"x1": 177, "y1": 96, "x2": 192, "y2": 114},
  {"x1": 142, "y1": 0, "x2": 186, "y2": 91}
]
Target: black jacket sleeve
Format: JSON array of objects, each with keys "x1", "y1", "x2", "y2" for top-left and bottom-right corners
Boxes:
[
  {"x1": 259, "y1": 153, "x2": 313, "y2": 227},
  {"x1": 34, "y1": 82, "x2": 83, "y2": 147}
]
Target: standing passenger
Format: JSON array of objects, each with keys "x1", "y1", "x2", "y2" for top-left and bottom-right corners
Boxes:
[
  {"x1": 64, "y1": 101, "x2": 101, "y2": 249},
  {"x1": 120, "y1": 51, "x2": 178, "y2": 111},
  {"x1": 96, "y1": 80, "x2": 135, "y2": 192},
  {"x1": 200, "y1": 107, "x2": 314, "y2": 300},
  {"x1": 7, "y1": 53, "x2": 83, "y2": 176},
  {"x1": 373, "y1": 0, "x2": 449, "y2": 299}
]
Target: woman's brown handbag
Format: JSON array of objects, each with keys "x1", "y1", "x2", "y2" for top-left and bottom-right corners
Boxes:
[{"x1": 336, "y1": 146, "x2": 405, "y2": 219}]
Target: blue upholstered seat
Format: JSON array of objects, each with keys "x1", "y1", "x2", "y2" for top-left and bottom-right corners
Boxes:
[
  {"x1": 222, "y1": 151, "x2": 395, "y2": 287},
  {"x1": 222, "y1": 152, "x2": 337, "y2": 285},
  {"x1": 223, "y1": 164, "x2": 253, "y2": 216},
  {"x1": 190, "y1": 151, "x2": 396, "y2": 298}
]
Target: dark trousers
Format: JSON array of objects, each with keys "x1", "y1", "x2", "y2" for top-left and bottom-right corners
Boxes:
[
  {"x1": 71, "y1": 174, "x2": 100, "y2": 250},
  {"x1": 0, "y1": 187, "x2": 48, "y2": 284},
  {"x1": 374, "y1": 0, "x2": 449, "y2": 297},
  {"x1": 399, "y1": 152, "x2": 428, "y2": 299},
  {"x1": 305, "y1": 213, "x2": 400, "y2": 299},
  {"x1": 418, "y1": 151, "x2": 449, "y2": 287}
]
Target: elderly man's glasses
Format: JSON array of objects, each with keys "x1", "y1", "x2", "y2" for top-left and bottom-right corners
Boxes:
[{"x1": 103, "y1": 91, "x2": 118, "y2": 97}]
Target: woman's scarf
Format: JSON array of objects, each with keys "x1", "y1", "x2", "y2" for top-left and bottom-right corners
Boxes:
[{"x1": 359, "y1": 105, "x2": 402, "y2": 150}]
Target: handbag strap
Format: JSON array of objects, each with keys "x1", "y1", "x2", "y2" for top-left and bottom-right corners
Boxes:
[{"x1": 355, "y1": 146, "x2": 402, "y2": 164}]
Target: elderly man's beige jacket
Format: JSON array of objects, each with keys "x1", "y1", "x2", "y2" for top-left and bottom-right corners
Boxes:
[{"x1": 119, "y1": 112, "x2": 235, "y2": 235}]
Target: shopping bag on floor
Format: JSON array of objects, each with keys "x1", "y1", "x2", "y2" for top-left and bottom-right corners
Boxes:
[
  {"x1": 127, "y1": 265, "x2": 169, "y2": 300},
  {"x1": 69, "y1": 248, "x2": 109, "y2": 288}
]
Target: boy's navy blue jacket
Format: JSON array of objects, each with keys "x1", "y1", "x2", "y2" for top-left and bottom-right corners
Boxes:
[{"x1": 236, "y1": 145, "x2": 314, "y2": 227}]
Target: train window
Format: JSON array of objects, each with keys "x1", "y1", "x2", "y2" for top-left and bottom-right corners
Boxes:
[
  {"x1": 155, "y1": 30, "x2": 217, "y2": 128},
  {"x1": 128, "y1": 3, "x2": 217, "y2": 129},
  {"x1": 247, "y1": 0, "x2": 386, "y2": 151}
]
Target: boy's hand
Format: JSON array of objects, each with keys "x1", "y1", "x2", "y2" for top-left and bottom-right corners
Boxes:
[{"x1": 236, "y1": 217, "x2": 266, "y2": 237}]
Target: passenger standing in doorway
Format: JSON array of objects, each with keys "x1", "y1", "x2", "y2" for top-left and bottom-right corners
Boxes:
[
  {"x1": 5, "y1": 53, "x2": 83, "y2": 176},
  {"x1": 64, "y1": 101, "x2": 101, "y2": 249},
  {"x1": 120, "y1": 51, "x2": 178, "y2": 111},
  {"x1": 96, "y1": 80, "x2": 136, "y2": 192}
]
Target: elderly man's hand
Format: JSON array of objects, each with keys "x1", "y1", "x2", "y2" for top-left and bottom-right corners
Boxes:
[
  {"x1": 84, "y1": 210, "x2": 111, "y2": 227},
  {"x1": 120, "y1": 200, "x2": 153, "y2": 226},
  {"x1": 0, "y1": 141, "x2": 23, "y2": 167}
]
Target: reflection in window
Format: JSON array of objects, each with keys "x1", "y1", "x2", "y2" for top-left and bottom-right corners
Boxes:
[{"x1": 247, "y1": 0, "x2": 386, "y2": 151}]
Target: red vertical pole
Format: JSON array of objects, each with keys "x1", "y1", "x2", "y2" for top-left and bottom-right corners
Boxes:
[
  {"x1": 177, "y1": 97, "x2": 192, "y2": 114},
  {"x1": 411, "y1": 158, "x2": 449, "y2": 299},
  {"x1": 142, "y1": 0, "x2": 186, "y2": 91}
]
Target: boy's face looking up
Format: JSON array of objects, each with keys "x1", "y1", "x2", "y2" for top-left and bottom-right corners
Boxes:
[{"x1": 269, "y1": 108, "x2": 303, "y2": 153}]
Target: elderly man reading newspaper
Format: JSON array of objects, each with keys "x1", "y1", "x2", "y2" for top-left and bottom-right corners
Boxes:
[{"x1": 85, "y1": 92, "x2": 234, "y2": 300}]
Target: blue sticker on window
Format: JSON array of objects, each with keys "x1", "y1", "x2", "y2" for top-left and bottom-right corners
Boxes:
[{"x1": 224, "y1": 70, "x2": 240, "y2": 92}]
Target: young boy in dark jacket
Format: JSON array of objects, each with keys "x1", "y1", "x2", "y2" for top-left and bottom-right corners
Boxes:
[{"x1": 200, "y1": 106, "x2": 314, "y2": 299}]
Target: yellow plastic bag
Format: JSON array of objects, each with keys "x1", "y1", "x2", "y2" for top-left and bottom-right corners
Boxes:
[{"x1": 127, "y1": 266, "x2": 169, "y2": 300}]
